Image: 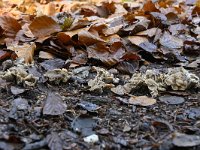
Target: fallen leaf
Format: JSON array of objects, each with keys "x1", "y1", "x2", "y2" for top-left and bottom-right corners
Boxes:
[
  {"x1": 150, "y1": 12, "x2": 167, "y2": 21},
  {"x1": 124, "y1": 16, "x2": 150, "y2": 33},
  {"x1": 7, "y1": 43, "x2": 36, "y2": 64},
  {"x1": 128, "y1": 36, "x2": 157, "y2": 52},
  {"x1": 142, "y1": 0, "x2": 158, "y2": 12},
  {"x1": 57, "y1": 28, "x2": 89, "y2": 44},
  {"x1": 168, "y1": 24, "x2": 186, "y2": 35},
  {"x1": 0, "y1": 15, "x2": 21, "y2": 38},
  {"x1": 129, "y1": 96, "x2": 156, "y2": 106},
  {"x1": 72, "y1": 49, "x2": 88, "y2": 65},
  {"x1": 39, "y1": 51, "x2": 55, "y2": 60},
  {"x1": 40, "y1": 58, "x2": 65, "y2": 71},
  {"x1": 160, "y1": 31, "x2": 183, "y2": 49},
  {"x1": 78, "y1": 30, "x2": 105, "y2": 46},
  {"x1": 43, "y1": 92, "x2": 67, "y2": 116},
  {"x1": 46, "y1": 132, "x2": 63, "y2": 150},
  {"x1": 116, "y1": 61, "x2": 138, "y2": 74},
  {"x1": 187, "y1": 58, "x2": 200, "y2": 68},
  {"x1": 68, "y1": 16, "x2": 91, "y2": 30},
  {"x1": 128, "y1": 36, "x2": 148, "y2": 46},
  {"x1": 136, "y1": 28, "x2": 162, "y2": 37},
  {"x1": 29, "y1": 15, "x2": 61, "y2": 38},
  {"x1": 87, "y1": 42, "x2": 125, "y2": 66}
]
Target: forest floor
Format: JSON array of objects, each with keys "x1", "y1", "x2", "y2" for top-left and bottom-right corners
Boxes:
[{"x1": 0, "y1": 0, "x2": 200, "y2": 149}]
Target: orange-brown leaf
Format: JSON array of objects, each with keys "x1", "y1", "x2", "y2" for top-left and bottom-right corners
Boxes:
[
  {"x1": 29, "y1": 15, "x2": 61, "y2": 38},
  {"x1": 0, "y1": 15, "x2": 21, "y2": 38}
]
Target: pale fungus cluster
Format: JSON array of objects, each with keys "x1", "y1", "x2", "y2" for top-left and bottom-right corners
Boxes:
[{"x1": 112, "y1": 67, "x2": 199, "y2": 97}]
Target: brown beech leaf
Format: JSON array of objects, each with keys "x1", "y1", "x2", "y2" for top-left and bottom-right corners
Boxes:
[
  {"x1": 129, "y1": 96, "x2": 156, "y2": 106},
  {"x1": 7, "y1": 43, "x2": 36, "y2": 64},
  {"x1": 78, "y1": 30, "x2": 105, "y2": 46},
  {"x1": 0, "y1": 15, "x2": 21, "y2": 38},
  {"x1": 43, "y1": 92, "x2": 67, "y2": 116},
  {"x1": 160, "y1": 31, "x2": 183, "y2": 49},
  {"x1": 116, "y1": 61, "x2": 139, "y2": 74},
  {"x1": 123, "y1": 16, "x2": 150, "y2": 33},
  {"x1": 136, "y1": 28, "x2": 162, "y2": 37},
  {"x1": 142, "y1": 0, "x2": 159, "y2": 12},
  {"x1": 57, "y1": 28, "x2": 89, "y2": 44},
  {"x1": 102, "y1": 24, "x2": 123, "y2": 36},
  {"x1": 39, "y1": 51, "x2": 55, "y2": 60},
  {"x1": 87, "y1": 42, "x2": 125, "y2": 66},
  {"x1": 128, "y1": 36, "x2": 148, "y2": 46},
  {"x1": 69, "y1": 17, "x2": 91, "y2": 30},
  {"x1": 122, "y1": 51, "x2": 141, "y2": 61},
  {"x1": 192, "y1": 6, "x2": 200, "y2": 15},
  {"x1": 29, "y1": 15, "x2": 61, "y2": 38},
  {"x1": 128, "y1": 36, "x2": 157, "y2": 52}
]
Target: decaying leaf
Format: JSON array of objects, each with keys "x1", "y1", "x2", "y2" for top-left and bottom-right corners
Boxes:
[
  {"x1": 128, "y1": 36, "x2": 148, "y2": 46},
  {"x1": 7, "y1": 43, "x2": 36, "y2": 64},
  {"x1": 160, "y1": 31, "x2": 183, "y2": 49},
  {"x1": 46, "y1": 132, "x2": 63, "y2": 150},
  {"x1": 29, "y1": 15, "x2": 61, "y2": 38},
  {"x1": 0, "y1": 15, "x2": 21, "y2": 38},
  {"x1": 124, "y1": 16, "x2": 150, "y2": 33},
  {"x1": 128, "y1": 36, "x2": 157, "y2": 52},
  {"x1": 129, "y1": 96, "x2": 156, "y2": 106},
  {"x1": 43, "y1": 92, "x2": 67, "y2": 116},
  {"x1": 78, "y1": 30, "x2": 105, "y2": 45},
  {"x1": 136, "y1": 28, "x2": 162, "y2": 37},
  {"x1": 87, "y1": 42, "x2": 125, "y2": 66},
  {"x1": 39, "y1": 51, "x2": 55, "y2": 60}
]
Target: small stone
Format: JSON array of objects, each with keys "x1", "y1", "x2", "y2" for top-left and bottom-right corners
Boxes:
[
  {"x1": 83, "y1": 134, "x2": 99, "y2": 143},
  {"x1": 123, "y1": 124, "x2": 131, "y2": 132}
]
